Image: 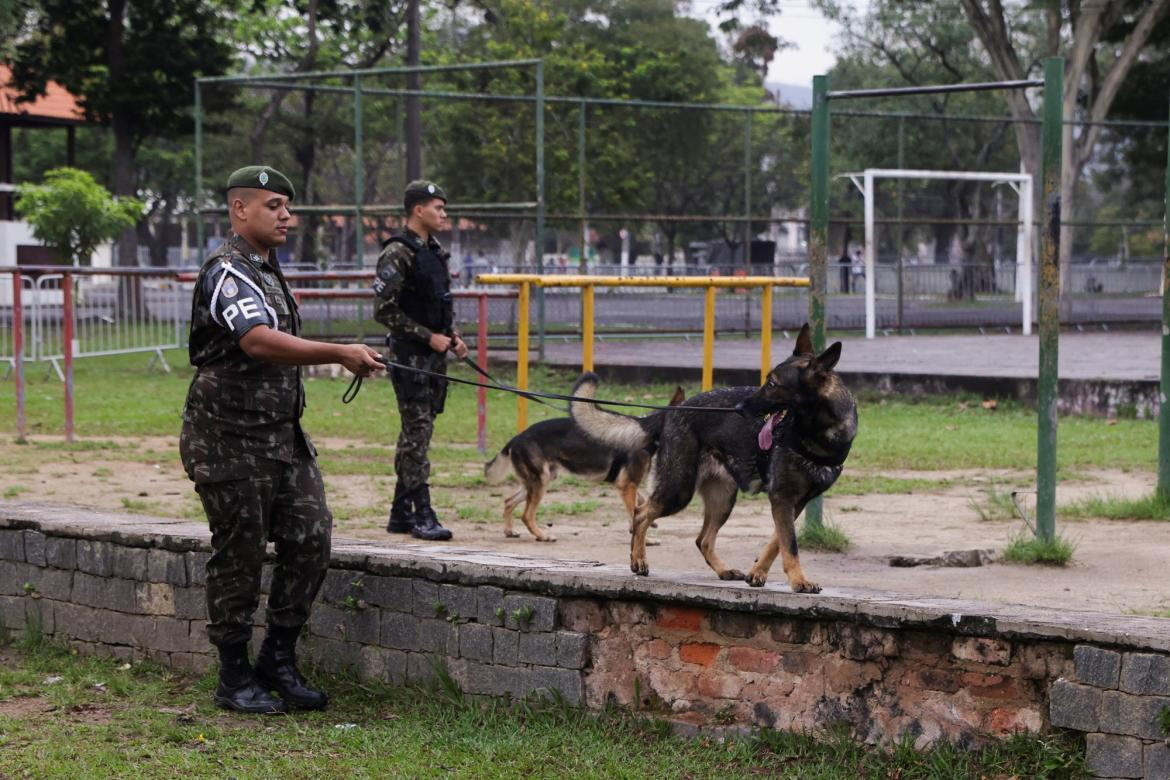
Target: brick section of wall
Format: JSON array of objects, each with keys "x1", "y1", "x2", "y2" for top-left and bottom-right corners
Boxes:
[{"x1": 6, "y1": 505, "x2": 1170, "y2": 764}]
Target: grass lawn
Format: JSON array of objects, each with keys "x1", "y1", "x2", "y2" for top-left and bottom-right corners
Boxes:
[
  {"x1": 0, "y1": 348, "x2": 1158, "y2": 475},
  {"x1": 0, "y1": 639, "x2": 1086, "y2": 779}
]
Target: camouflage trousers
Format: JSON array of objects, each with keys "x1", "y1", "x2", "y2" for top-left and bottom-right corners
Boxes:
[
  {"x1": 191, "y1": 442, "x2": 332, "y2": 648},
  {"x1": 390, "y1": 353, "x2": 446, "y2": 493}
]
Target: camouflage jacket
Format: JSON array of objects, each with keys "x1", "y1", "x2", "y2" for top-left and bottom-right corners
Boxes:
[
  {"x1": 180, "y1": 234, "x2": 310, "y2": 481},
  {"x1": 372, "y1": 227, "x2": 459, "y2": 346}
]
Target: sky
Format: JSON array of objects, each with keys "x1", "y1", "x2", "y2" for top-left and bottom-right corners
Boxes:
[{"x1": 693, "y1": 0, "x2": 862, "y2": 87}]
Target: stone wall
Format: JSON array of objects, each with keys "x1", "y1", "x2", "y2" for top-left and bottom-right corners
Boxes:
[
  {"x1": 5, "y1": 502, "x2": 1170, "y2": 776},
  {"x1": 1051, "y1": 646, "x2": 1170, "y2": 778}
]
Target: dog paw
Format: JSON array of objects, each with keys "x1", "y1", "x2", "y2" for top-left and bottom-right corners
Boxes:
[
  {"x1": 744, "y1": 572, "x2": 768, "y2": 587},
  {"x1": 630, "y1": 559, "x2": 650, "y2": 576},
  {"x1": 718, "y1": 569, "x2": 745, "y2": 581},
  {"x1": 504, "y1": 531, "x2": 520, "y2": 538},
  {"x1": 790, "y1": 580, "x2": 821, "y2": 594},
  {"x1": 536, "y1": 534, "x2": 557, "y2": 543}
]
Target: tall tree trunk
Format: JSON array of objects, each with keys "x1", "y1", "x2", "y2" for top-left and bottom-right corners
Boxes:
[
  {"x1": 960, "y1": 0, "x2": 1170, "y2": 302},
  {"x1": 406, "y1": 0, "x2": 422, "y2": 180},
  {"x1": 107, "y1": 0, "x2": 136, "y2": 269}
]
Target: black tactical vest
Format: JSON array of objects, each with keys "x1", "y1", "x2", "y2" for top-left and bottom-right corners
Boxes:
[{"x1": 386, "y1": 231, "x2": 454, "y2": 335}]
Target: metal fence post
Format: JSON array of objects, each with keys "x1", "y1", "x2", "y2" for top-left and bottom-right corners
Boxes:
[
  {"x1": 63, "y1": 272, "x2": 74, "y2": 442},
  {"x1": 579, "y1": 101, "x2": 587, "y2": 274},
  {"x1": 806, "y1": 74, "x2": 830, "y2": 530},
  {"x1": 1159, "y1": 90, "x2": 1170, "y2": 502},
  {"x1": 760, "y1": 284, "x2": 772, "y2": 384},
  {"x1": 535, "y1": 61, "x2": 546, "y2": 361},
  {"x1": 744, "y1": 109, "x2": 753, "y2": 262},
  {"x1": 582, "y1": 284, "x2": 595, "y2": 371},
  {"x1": 517, "y1": 281, "x2": 530, "y2": 431},
  {"x1": 477, "y1": 293, "x2": 488, "y2": 455},
  {"x1": 194, "y1": 80, "x2": 204, "y2": 263},
  {"x1": 354, "y1": 74, "x2": 364, "y2": 267},
  {"x1": 1035, "y1": 57, "x2": 1064, "y2": 543},
  {"x1": 895, "y1": 115, "x2": 905, "y2": 333},
  {"x1": 702, "y1": 286, "x2": 716, "y2": 391},
  {"x1": 12, "y1": 272, "x2": 25, "y2": 442}
]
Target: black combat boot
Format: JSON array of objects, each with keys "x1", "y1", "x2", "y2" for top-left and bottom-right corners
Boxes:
[
  {"x1": 254, "y1": 626, "x2": 329, "y2": 711},
  {"x1": 410, "y1": 485, "x2": 453, "y2": 541},
  {"x1": 213, "y1": 642, "x2": 288, "y2": 714},
  {"x1": 386, "y1": 481, "x2": 414, "y2": 534}
]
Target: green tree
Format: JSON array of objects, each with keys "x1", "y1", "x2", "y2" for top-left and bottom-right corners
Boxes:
[
  {"x1": 15, "y1": 167, "x2": 142, "y2": 265},
  {"x1": 7, "y1": 0, "x2": 234, "y2": 267},
  {"x1": 815, "y1": 0, "x2": 1027, "y2": 298},
  {"x1": 959, "y1": 0, "x2": 1170, "y2": 291}
]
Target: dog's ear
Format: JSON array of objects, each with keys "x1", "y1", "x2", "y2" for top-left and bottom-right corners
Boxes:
[
  {"x1": 813, "y1": 341, "x2": 842, "y2": 372},
  {"x1": 668, "y1": 386, "x2": 686, "y2": 406},
  {"x1": 793, "y1": 323, "x2": 813, "y2": 356}
]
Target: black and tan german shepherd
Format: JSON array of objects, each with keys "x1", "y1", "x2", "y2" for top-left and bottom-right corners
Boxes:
[
  {"x1": 484, "y1": 386, "x2": 686, "y2": 542},
  {"x1": 570, "y1": 324, "x2": 856, "y2": 592}
]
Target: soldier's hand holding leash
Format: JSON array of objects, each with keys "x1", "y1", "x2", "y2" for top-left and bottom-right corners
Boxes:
[
  {"x1": 428, "y1": 332, "x2": 469, "y2": 359},
  {"x1": 338, "y1": 344, "x2": 386, "y2": 377}
]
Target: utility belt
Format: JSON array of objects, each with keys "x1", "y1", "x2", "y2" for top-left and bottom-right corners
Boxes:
[{"x1": 388, "y1": 337, "x2": 448, "y2": 413}]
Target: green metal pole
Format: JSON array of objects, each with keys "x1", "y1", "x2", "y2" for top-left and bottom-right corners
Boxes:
[
  {"x1": 1159, "y1": 92, "x2": 1170, "y2": 502},
  {"x1": 1035, "y1": 57, "x2": 1064, "y2": 543},
  {"x1": 354, "y1": 74, "x2": 364, "y2": 267},
  {"x1": 744, "y1": 110, "x2": 753, "y2": 263},
  {"x1": 806, "y1": 74, "x2": 830, "y2": 530},
  {"x1": 194, "y1": 80, "x2": 204, "y2": 263},
  {"x1": 895, "y1": 115, "x2": 905, "y2": 333},
  {"x1": 579, "y1": 101, "x2": 587, "y2": 274},
  {"x1": 744, "y1": 110, "x2": 753, "y2": 335},
  {"x1": 535, "y1": 60, "x2": 546, "y2": 361}
]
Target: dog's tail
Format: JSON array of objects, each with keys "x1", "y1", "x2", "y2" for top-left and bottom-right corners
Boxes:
[
  {"x1": 570, "y1": 373, "x2": 662, "y2": 452},
  {"x1": 483, "y1": 445, "x2": 513, "y2": 485}
]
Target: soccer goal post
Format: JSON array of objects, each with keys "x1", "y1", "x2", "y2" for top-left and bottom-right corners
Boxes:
[{"x1": 839, "y1": 168, "x2": 1034, "y2": 339}]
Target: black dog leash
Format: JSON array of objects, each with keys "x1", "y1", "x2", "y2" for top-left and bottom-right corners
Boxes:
[
  {"x1": 341, "y1": 355, "x2": 741, "y2": 415},
  {"x1": 342, "y1": 354, "x2": 567, "y2": 411}
]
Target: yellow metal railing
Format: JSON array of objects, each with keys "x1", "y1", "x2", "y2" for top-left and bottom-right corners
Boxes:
[{"x1": 476, "y1": 274, "x2": 811, "y2": 429}]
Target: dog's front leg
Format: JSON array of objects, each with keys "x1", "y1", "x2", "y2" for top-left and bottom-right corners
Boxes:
[
  {"x1": 502, "y1": 488, "x2": 526, "y2": 538},
  {"x1": 747, "y1": 502, "x2": 819, "y2": 593},
  {"x1": 629, "y1": 501, "x2": 661, "y2": 575}
]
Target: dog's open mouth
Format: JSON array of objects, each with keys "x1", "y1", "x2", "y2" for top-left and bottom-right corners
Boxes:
[{"x1": 757, "y1": 408, "x2": 790, "y2": 450}]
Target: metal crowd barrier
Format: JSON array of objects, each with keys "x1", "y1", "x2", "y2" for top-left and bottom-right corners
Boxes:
[{"x1": 2, "y1": 266, "x2": 192, "y2": 440}]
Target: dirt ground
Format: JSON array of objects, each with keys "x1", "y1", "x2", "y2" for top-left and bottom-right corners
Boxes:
[{"x1": 2, "y1": 435, "x2": 1167, "y2": 617}]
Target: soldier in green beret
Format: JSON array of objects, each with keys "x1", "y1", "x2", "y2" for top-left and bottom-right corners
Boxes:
[
  {"x1": 180, "y1": 165, "x2": 385, "y2": 714},
  {"x1": 374, "y1": 179, "x2": 468, "y2": 541}
]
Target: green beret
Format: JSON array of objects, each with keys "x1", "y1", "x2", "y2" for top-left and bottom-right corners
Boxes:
[
  {"x1": 226, "y1": 165, "x2": 295, "y2": 200},
  {"x1": 404, "y1": 179, "x2": 447, "y2": 211}
]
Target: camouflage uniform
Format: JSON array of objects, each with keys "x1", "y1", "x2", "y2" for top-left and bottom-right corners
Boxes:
[
  {"x1": 179, "y1": 234, "x2": 331, "y2": 648},
  {"x1": 374, "y1": 227, "x2": 457, "y2": 494}
]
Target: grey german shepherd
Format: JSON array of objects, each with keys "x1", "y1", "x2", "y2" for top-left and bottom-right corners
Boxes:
[
  {"x1": 570, "y1": 324, "x2": 856, "y2": 592},
  {"x1": 484, "y1": 387, "x2": 685, "y2": 542}
]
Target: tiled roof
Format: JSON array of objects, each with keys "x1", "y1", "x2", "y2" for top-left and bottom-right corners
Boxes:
[{"x1": 0, "y1": 64, "x2": 86, "y2": 123}]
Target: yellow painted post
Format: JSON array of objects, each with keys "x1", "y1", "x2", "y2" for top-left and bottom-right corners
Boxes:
[
  {"x1": 760, "y1": 284, "x2": 772, "y2": 384},
  {"x1": 517, "y1": 282, "x2": 530, "y2": 431},
  {"x1": 702, "y1": 286, "x2": 716, "y2": 391},
  {"x1": 582, "y1": 284, "x2": 595, "y2": 371}
]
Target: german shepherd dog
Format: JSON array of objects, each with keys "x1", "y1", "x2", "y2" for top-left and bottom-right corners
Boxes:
[
  {"x1": 570, "y1": 324, "x2": 856, "y2": 592},
  {"x1": 484, "y1": 387, "x2": 686, "y2": 542}
]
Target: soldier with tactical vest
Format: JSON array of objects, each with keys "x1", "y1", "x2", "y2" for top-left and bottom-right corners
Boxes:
[
  {"x1": 374, "y1": 180, "x2": 469, "y2": 541},
  {"x1": 180, "y1": 166, "x2": 384, "y2": 714}
]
